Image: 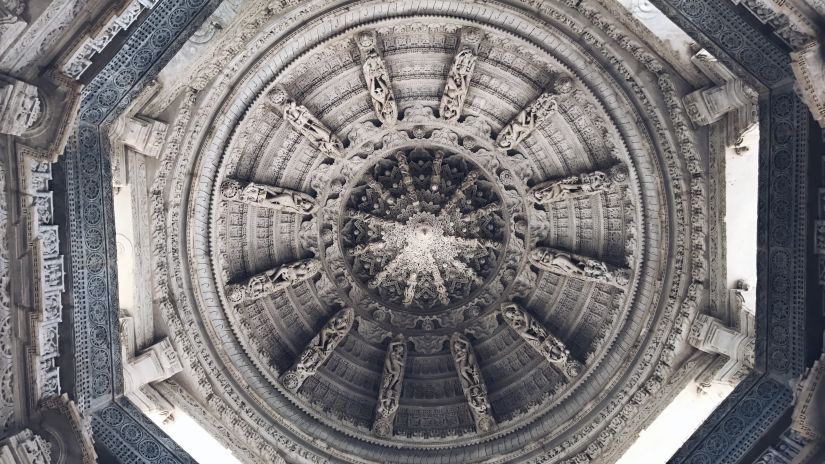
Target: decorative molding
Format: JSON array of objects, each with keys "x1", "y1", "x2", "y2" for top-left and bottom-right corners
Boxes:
[
  {"x1": 61, "y1": 0, "x2": 160, "y2": 80},
  {"x1": 0, "y1": 429, "x2": 51, "y2": 464}
]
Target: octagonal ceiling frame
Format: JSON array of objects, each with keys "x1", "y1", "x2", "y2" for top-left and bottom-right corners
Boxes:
[{"x1": 52, "y1": 0, "x2": 819, "y2": 462}]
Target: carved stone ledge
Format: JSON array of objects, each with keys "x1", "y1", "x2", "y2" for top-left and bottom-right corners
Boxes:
[
  {"x1": 683, "y1": 79, "x2": 755, "y2": 127},
  {"x1": 123, "y1": 338, "x2": 183, "y2": 396},
  {"x1": 791, "y1": 41, "x2": 825, "y2": 130},
  {"x1": 0, "y1": 429, "x2": 51, "y2": 464}
]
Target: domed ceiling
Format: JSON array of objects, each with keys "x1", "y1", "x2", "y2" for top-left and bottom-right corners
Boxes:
[{"x1": 152, "y1": 1, "x2": 710, "y2": 462}]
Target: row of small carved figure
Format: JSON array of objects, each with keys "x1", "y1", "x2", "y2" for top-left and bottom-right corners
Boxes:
[
  {"x1": 218, "y1": 161, "x2": 628, "y2": 217},
  {"x1": 274, "y1": 302, "x2": 583, "y2": 437},
  {"x1": 259, "y1": 26, "x2": 577, "y2": 160}
]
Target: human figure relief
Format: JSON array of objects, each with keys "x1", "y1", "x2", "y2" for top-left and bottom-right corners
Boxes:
[
  {"x1": 282, "y1": 308, "x2": 355, "y2": 391},
  {"x1": 500, "y1": 303, "x2": 577, "y2": 375},
  {"x1": 268, "y1": 85, "x2": 344, "y2": 158},
  {"x1": 227, "y1": 258, "x2": 322, "y2": 303},
  {"x1": 528, "y1": 248, "x2": 631, "y2": 288},
  {"x1": 440, "y1": 49, "x2": 477, "y2": 122},
  {"x1": 363, "y1": 51, "x2": 398, "y2": 125},
  {"x1": 530, "y1": 165, "x2": 629, "y2": 204},
  {"x1": 496, "y1": 92, "x2": 559, "y2": 150},
  {"x1": 221, "y1": 179, "x2": 318, "y2": 214},
  {"x1": 450, "y1": 334, "x2": 495, "y2": 433},
  {"x1": 373, "y1": 337, "x2": 407, "y2": 437}
]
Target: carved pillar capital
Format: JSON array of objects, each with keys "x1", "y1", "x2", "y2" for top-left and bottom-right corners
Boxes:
[
  {"x1": 123, "y1": 338, "x2": 183, "y2": 395},
  {"x1": 683, "y1": 79, "x2": 755, "y2": 127},
  {"x1": 687, "y1": 313, "x2": 754, "y2": 385}
]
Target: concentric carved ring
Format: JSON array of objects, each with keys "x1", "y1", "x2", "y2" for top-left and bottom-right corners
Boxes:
[{"x1": 340, "y1": 147, "x2": 507, "y2": 312}]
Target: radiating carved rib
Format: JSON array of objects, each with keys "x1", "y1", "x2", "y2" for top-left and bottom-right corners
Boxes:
[
  {"x1": 403, "y1": 272, "x2": 419, "y2": 306},
  {"x1": 347, "y1": 241, "x2": 390, "y2": 257},
  {"x1": 529, "y1": 164, "x2": 629, "y2": 204},
  {"x1": 394, "y1": 151, "x2": 418, "y2": 199},
  {"x1": 464, "y1": 202, "x2": 500, "y2": 222},
  {"x1": 425, "y1": 253, "x2": 450, "y2": 305},
  {"x1": 366, "y1": 178, "x2": 394, "y2": 205},
  {"x1": 495, "y1": 76, "x2": 574, "y2": 150},
  {"x1": 372, "y1": 336, "x2": 407, "y2": 437},
  {"x1": 220, "y1": 179, "x2": 318, "y2": 214},
  {"x1": 430, "y1": 150, "x2": 445, "y2": 191},
  {"x1": 450, "y1": 334, "x2": 495, "y2": 434},
  {"x1": 440, "y1": 28, "x2": 482, "y2": 122},
  {"x1": 345, "y1": 210, "x2": 398, "y2": 230},
  {"x1": 499, "y1": 303, "x2": 583, "y2": 380},
  {"x1": 281, "y1": 307, "x2": 355, "y2": 391},
  {"x1": 442, "y1": 171, "x2": 480, "y2": 213},
  {"x1": 528, "y1": 247, "x2": 630, "y2": 289},
  {"x1": 356, "y1": 31, "x2": 398, "y2": 125},
  {"x1": 267, "y1": 85, "x2": 344, "y2": 158},
  {"x1": 226, "y1": 258, "x2": 322, "y2": 303}
]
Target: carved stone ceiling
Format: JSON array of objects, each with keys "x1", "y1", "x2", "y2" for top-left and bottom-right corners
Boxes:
[{"x1": 151, "y1": 1, "x2": 711, "y2": 462}]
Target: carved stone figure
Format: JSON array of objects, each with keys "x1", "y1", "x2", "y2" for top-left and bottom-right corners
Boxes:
[
  {"x1": 227, "y1": 258, "x2": 322, "y2": 303},
  {"x1": 281, "y1": 308, "x2": 355, "y2": 391},
  {"x1": 530, "y1": 165, "x2": 628, "y2": 204},
  {"x1": 441, "y1": 48, "x2": 477, "y2": 122},
  {"x1": 529, "y1": 247, "x2": 630, "y2": 288},
  {"x1": 221, "y1": 179, "x2": 318, "y2": 214},
  {"x1": 450, "y1": 334, "x2": 495, "y2": 433},
  {"x1": 362, "y1": 51, "x2": 397, "y2": 125},
  {"x1": 500, "y1": 303, "x2": 582, "y2": 378},
  {"x1": 268, "y1": 86, "x2": 344, "y2": 158},
  {"x1": 356, "y1": 30, "x2": 397, "y2": 125},
  {"x1": 372, "y1": 337, "x2": 407, "y2": 437}
]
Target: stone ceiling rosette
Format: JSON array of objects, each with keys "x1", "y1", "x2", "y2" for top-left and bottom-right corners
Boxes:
[{"x1": 149, "y1": 1, "x2": 712, "y2": 462}]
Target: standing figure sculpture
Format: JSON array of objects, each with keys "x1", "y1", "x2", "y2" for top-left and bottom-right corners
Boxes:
[
  {"x1": 530, "y1": 165, "x2": 628, "y2": 204},
  {"x1": 281, "y1": 308, "x2": 355, "y2": 391},
  {"x1": 372, "y1": 337, "x2": 407, "y2": 437},
  {"x1": 528, "y1": 247, "x2": 630, "y2": 289},
  {"x1": 268, "y1": 85, "x2": 344, "y2": 158},
  {"x1": 450, "y1": 334, "x2": 495, "y2": 433},
  {"x1": 496, "y1": 76, "x2": 574, "y2": 150},
  {"x1": 226, "y1": 258, "x2": 322, "y2": 303},
  {"x1": 500, "y1": 303, "x2": 582, "y2": 378},
  {"x1": 357, "y1": 30, "x2": 398, "y2": 125},
  {"x1": 441, "y1": 27, "x2": 482, "y2": 122},
  {"x1": 221, "y1": 179, "x2": 318, "y2": 214}
]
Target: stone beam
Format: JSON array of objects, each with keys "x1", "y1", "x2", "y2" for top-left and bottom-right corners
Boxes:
[
  {"x1": 226, "y1": 258, "x2": 321, "y2": 303},
  {"x1": 267, "y1": 85, "x2": 344, "y2": 159},
  {"x1": 450, "y1": 333, "x2": 495, "y2": 434},
  {"x1": 500, "y1": 303, "x2": 583, "y2": 380},
  {"x1": 356, "y1": 30, "x2": 397, "y2": 126},
  {"x1": 123, "y1": 338, "x2": 183, "y2": 396},
  {"x1": 281, "y1": 308, "x2": 355, "y2": 391},
  {"x1": 372, "y1": 336, "x2": 406, "y2": 438},
  {"x1": 495, "y1": 75, "x2": 573, "y2": 150},
  {"x1": 688, "y1": 313, "x2": 754, "y2": 386},
  {"x1": 528, "y1": 247, "x2": 631, "y2": 289},
  {"x1": 682, "y1": 78, "x2": 756, "y2": 127},
  {"x1": 440, "y1": 27, "x2": 482, "y2": 122},
  {"x1": 220, "y1": 179, "x2": 318, "y2": 214},
  {"x1": 528, "y1": 164, "x2": 628, "y2": 205}
]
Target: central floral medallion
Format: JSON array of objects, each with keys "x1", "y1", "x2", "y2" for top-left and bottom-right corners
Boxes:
[{"x1": 340, "y1": 147, "x2": 506, "y2": 312}]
